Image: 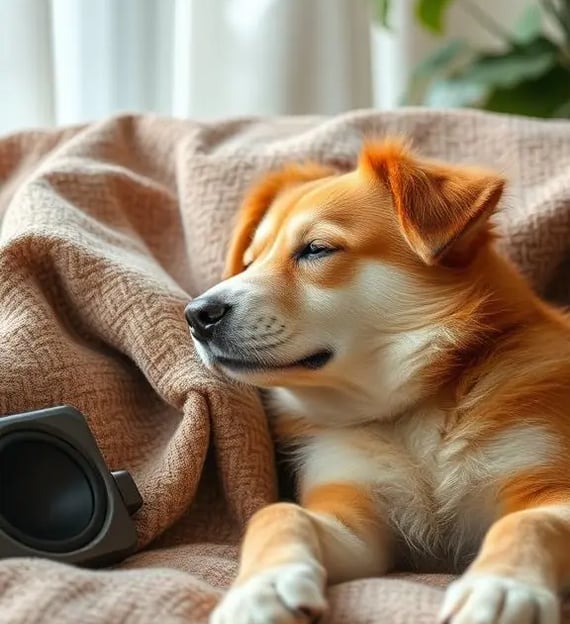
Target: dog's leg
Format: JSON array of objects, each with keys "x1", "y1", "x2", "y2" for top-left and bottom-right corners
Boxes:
[
  {"x1": 440, "y1": 499, "x2": 570, "y2": 624},
  {"x1": 210, "y1": 482, "x2": 392, "y2": 624}
]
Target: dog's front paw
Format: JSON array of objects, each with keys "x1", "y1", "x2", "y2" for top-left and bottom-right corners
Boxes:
[
  {"x1": 210, "y1": 562, "x2": 327, "y2": 624},
  {"x1": 439, "y1": 573, "x2": 559, "y2": 624}
]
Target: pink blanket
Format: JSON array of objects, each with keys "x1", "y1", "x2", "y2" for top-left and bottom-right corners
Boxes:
[{"x1": 0, "y1": 110, "x2": 569, "y2": 623}]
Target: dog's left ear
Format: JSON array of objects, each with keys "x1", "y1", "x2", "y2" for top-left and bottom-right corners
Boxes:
[{"x1": 360, "y1": 139, "x2": 505, "y2": 266}]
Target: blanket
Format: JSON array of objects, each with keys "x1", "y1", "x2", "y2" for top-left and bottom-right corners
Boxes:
[{"x1": 0, "y1": 110, "x2": 569, "y2": 624}]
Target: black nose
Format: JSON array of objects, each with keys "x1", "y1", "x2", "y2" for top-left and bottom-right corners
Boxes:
[{"x1": 185, "y1": 298, "x2": 231, "y2": 341}]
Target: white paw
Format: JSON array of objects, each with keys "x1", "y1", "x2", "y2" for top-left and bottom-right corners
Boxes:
[
  {"x1": 439, "y1": 573, "x2": 560, "y2": 624},
  {"x1": 210, "y1": 562, "x2": 327, "y2": 624}
]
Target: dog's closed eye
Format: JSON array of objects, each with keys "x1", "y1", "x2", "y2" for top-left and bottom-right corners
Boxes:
[{"x1": 296, "y1": 241, "x2": 338, "y2": 262}]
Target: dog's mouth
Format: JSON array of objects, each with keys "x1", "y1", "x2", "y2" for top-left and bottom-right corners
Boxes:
[{"x1": 213, "y1": 349, "x2": 333, "y2": 372}]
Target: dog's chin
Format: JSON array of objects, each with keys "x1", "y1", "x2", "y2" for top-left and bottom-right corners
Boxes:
[
  {"x1": 194, "y1": 341, "x2": 333, "y2": 385},
  {"x1": 216, "y1": 349, "x2": 332, "y2": 372}
]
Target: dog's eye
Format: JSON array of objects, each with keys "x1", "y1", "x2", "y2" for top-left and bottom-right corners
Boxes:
[{"x1": 297, "y1": 241, "x2": 336, "y2": 261}]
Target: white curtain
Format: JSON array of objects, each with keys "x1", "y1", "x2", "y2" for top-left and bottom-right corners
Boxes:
[
  {"x1": 0, "y1": 0, "x2": 373, "y2": 134},
  {"x1": 0, "y1": 0, "x2": 525, "y2": 135},
  {"x1": 0, "y1": 0, "x2": 55, "y2": 132}
]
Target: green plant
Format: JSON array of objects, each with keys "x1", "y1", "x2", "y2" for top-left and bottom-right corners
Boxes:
[{"x1": 374, "y1": 0, "x2": 570, "y2": 118}]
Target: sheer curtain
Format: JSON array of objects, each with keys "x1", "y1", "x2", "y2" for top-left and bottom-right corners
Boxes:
[
  {"x1": 0, "y1": 0, "x2": 525, "y2": 135},
  {"x1": 0, "y1": 0, "x2": 372, "y2": 134},
  {"x1": 0, "y1": 0, "x2": 55, "y2": 132}
]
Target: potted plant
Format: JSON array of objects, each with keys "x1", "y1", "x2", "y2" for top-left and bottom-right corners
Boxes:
[{"x1": 375, "y1": 0, "x2": 570, "y2": 118}]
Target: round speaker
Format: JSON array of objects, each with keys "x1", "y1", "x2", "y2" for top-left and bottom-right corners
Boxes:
[
  {"x1": 0, "y1": 431, "x2": 107, "y2": 553},
  {"x1": 0, "y1": 405, "x2": 142, "y2": 567}
]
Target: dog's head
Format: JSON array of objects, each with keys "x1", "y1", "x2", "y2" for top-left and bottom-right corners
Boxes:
[{"x1": 186, "y1": 139, "x2": 505, "y2": 393}]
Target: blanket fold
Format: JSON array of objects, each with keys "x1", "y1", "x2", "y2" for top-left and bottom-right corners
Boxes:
[{"x1": 0, "y1": 110, "x2": 568, "y2": 623}]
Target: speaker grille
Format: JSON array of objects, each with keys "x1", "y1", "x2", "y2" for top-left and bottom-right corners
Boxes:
[{"x1": 0, "y1": 431, "x2": 107, "y2": 553}]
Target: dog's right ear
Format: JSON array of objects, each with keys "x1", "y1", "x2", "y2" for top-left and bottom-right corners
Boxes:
[{"x1": 224, "y1": 163, "x2": 335, "y2": 278}]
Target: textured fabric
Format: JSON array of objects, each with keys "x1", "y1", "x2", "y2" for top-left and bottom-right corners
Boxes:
[{"x1": 0, "y1": 110, "x2": 569, "y2": 623}]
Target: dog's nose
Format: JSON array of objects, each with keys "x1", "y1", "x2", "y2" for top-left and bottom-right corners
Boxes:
[{"x1": 185, "y1": 298, "x2": 231, "y2": 341}]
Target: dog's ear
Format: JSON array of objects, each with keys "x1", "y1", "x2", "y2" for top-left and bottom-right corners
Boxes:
[
  {"x1": 224, "y1": 163, "x2": 335, "y2": 277},
  {"x1": 360, "y1": 139, "x2": 505, "y2": 266}
]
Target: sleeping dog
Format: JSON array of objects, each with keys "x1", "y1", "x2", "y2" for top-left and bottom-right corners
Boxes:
[{"x1": 186, "y1": 139, "x2": 570, "y2": 624}]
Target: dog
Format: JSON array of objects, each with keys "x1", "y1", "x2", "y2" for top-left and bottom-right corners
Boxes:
[{"x1": 185, "y1": 139, "x2": 570, "y2": 624}]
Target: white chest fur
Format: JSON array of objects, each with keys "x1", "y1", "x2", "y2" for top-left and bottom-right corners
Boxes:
[{"x1": 278, "y1": 405, "x2": 557, "y2": 571}]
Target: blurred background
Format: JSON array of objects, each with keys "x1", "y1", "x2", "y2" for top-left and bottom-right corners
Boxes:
[{"x1": 1, "y1": 0, "x2": 569, "y2": 135}]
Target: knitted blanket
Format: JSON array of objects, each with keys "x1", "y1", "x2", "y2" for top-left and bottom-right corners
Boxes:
[{"x1": 0, "y1": 110, "x2": 568, "y2": 623}]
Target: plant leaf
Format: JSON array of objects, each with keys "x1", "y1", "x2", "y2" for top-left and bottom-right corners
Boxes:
[
  {"x1": 373, "y1": 0, "x2": 391, "y2": 28},
  {"x1": 446, "y1": 36, "x2": 557, "y2": 90},
  {"x1": 514, "y1": 2, "x2": 542, "y2": 43},
  {"x1": 552, "y1": 98, "x2": 570, "y2": 119},
  {"x1": 402, "y1": 39, "x2": 473, "y2": 105},
  {"x1": 413, "y1": 38, "x2": 471, "y2": 77},
  {"x1": 541, "y1": 0, "x2": 570, "y2": 44},
  {"x1": 483, "y1": 65, "x2": 570, "y2": 118},
  {"x1": 415, "y1": 0, "x2": 455, "y2": 34},
  {"x1": 424, "y1": 78, "x2": 489, "y2": 108}
]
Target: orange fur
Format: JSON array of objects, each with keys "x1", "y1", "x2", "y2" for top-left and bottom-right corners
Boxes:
[
  {"x1": 224, "y1": 163, "x2": 335, "y2": 278},
  {"x1": 235, "y1": 502, "x2": 319, "y2": 583},
  {"x1": 301, "y1": 482, "x2": 383, "y2": 541},
  {"x1": 360, "y1": 137, "x2": 505, "y2": 266},
  {"x1": 469, "y1": 507, "x2": 570, "y2": 589},
  {"x1": 205, "y1": 139, "x2": 570, "y2": 624},
  {"x1": 270, "y1": 416, "x2": 322, "y2": 441},
  {"x1": 236, "y1": 482, "x2": 391, "y2": 588},
  {"x1": 499, "y1": 469, "x2": 570, "y2": 514}
]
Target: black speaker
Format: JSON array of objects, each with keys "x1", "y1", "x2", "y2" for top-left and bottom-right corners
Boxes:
[{"x1": 0, "y1": 405, "x2": 142, "y2": 567}]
